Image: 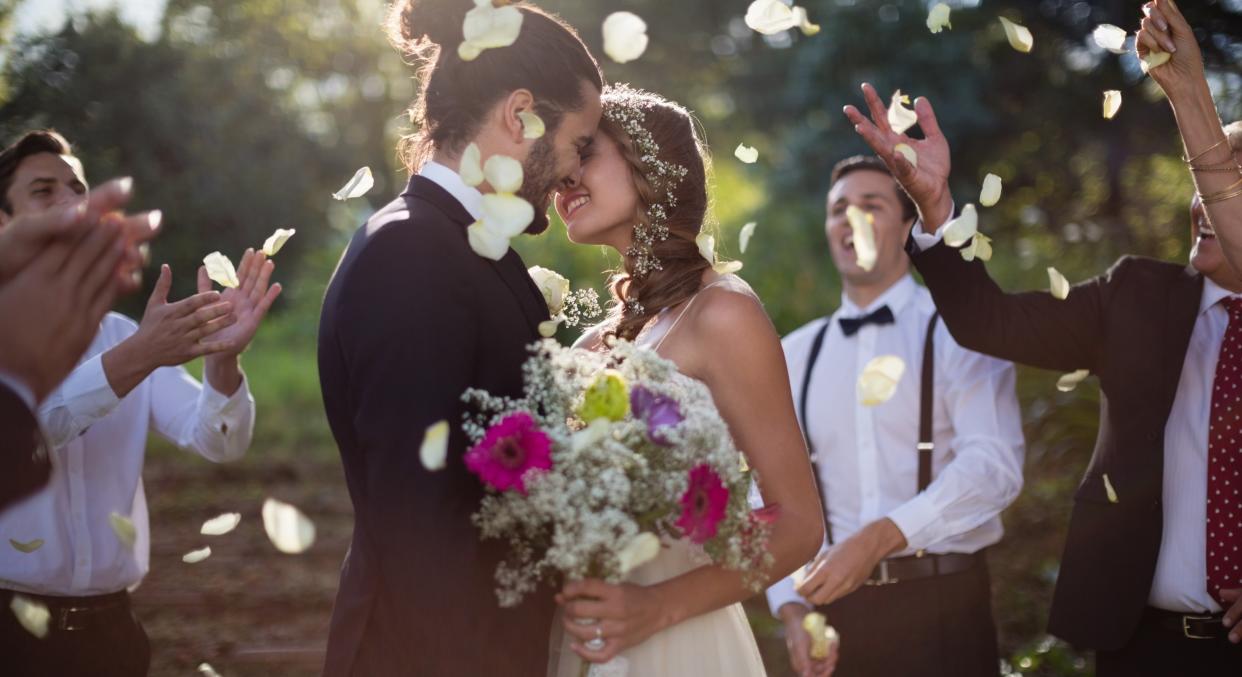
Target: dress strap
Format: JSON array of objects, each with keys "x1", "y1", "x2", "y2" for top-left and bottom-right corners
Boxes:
[{"x1": 653, "y1": 278, "x2": 733, "y2": 352}]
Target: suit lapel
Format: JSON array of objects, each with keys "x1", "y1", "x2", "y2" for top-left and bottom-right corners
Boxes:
[
  {"x1": 1160, "y1": 265, "x2": 1205, "y2": 407},
  {"x1": 403, "y1": 176, "x2": 550, "y2": 335}
]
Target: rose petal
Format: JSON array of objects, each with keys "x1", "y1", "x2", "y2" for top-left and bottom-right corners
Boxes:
[
  {"x1": 110, "y1": 511, "x2": 136, "y2": 548},
  {"x1": 480, "y1": 193, "x2": 535, "y2": 236},
  {"x1": 9, "y1": 594, "x2": 50, "y2": 639},
  {"x1": 1056, "y1": 368, "x2": 1090, "y2": 392},
  {"x1": 517, "y1": 111, "x2": 545, "y2": 140},
  {"x1": 739, "y1": 221, "x2": 757, "y2": 254},
  {"x1": 894, "y1": 143, "x2": 918, "y2": 168},
  {"x1": 846, "y1": 205, "x2": 877, "y2": 272},
  {"x1": 960, "y1": 232, "x2": 993, "y2": 262},
  {"x1": 420, "y1": 420, "x2": 450, "y2": 471},
  {"x1": 198, "y1": 663, "x2": 223, "y2": 677},
  {"x1": 528, "y1": 266, "x2": 570, "y2": 316},
  {"x1": 999, "y1": 16, "x2": 1034, "y2": 53},
  {"x1": 261, "y1": 228, "x2": 296, "y2": 257},
  {"x1": 744, "y1": 0, "x2": 801, "y2": 35},
  {"x1": 803, "y1": 611, "x2": 838, "y2": 660},
  {"x1": 791, "y1": 6, "x2": 820, "y2": 36},
  {"x1": 941, "y1": 204, "x2": 978, "y2": 248},
  {"x1": 980, "y1": 173, "x2": 1003, "y2": 207},
  {"x1": 538, "y1": 318, "x2": 563, "y2": 338},
  {"x1": 734, "y1": 143, "x2": 759, "y2": 164},
  {"x1": 483, "y1": 154, "x2": 524, "y2": 194},
  {"x1": 9, "y1": 538, "x2": 43, "y2": 553},
  {"x1": 617, "y1": 532, "x2": 661, "y2": 574},
  {"x1": 887, "y1": 90, "x2": 918, "y2": 135},
  {"x1": 1141, "y1": 50, "x2": 1171, "y2": 74},
  {"x1": 572, "y1": 417, "x2": 612, "y2": 452},
  {"x1": 696, "y1": 232, "x2": 716, "y2": 264},
  {"x1": 1103, "y1": 90, "x2": 1122, "y2": 120},
  {"x1": 262, "y1": 497, "x2": 316, "y2": 555},
  {"x1": 858, "y1": 355, "x2": 905, "y2": 406},
  {"x1": 467, "y1": 221, "x2": 512, "y2": 261},
  {"x1": 713, "y1": 260, "x2": 744, "y2": 275},
  {"x1": 203, "y1": 251, "x2": 239, "y2": 289},
  {"x1": 200, "y1": 512, "x2": 241, "y2": 536},
  {"x1": 926, "y1": 3, "x2": 952, "y2": 34},
  {"x1": 1092, "y1": 24, "x2": 1128, "y2": 54},
  {"x1": 1103, "y1": 473, "x2": 1119, "y2": 503},
  {"x1": 460, "y1": 143, "x2": 484, "y2": 187},
  {"x1": 182, "y1": 546, "x2": 212, "y2": 564},
  {"x1": 332, "y1": 166, "x2": 374, "y2": 200},
  {"x1": 602, "y1": 11, "x2": 649, "y2": 64},
  {"x1": 459, "y1": 0, "x2": 524, "y2": 61},
  {"x1": 1048, "y1": 267, "x2": 1071, "y2": 300}
]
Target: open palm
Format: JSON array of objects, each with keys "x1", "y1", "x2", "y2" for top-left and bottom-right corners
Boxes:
[
  {"x1": 198, "y1": 248, "x2": 281, "y2": 357},
  {"x1": 844, "y1": 83, "x2": 954, "y2": 227}
]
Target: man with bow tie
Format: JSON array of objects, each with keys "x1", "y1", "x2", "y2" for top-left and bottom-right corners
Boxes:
[{"x1": 768, "y1": 155, "x2": 1026, "y2": 677}]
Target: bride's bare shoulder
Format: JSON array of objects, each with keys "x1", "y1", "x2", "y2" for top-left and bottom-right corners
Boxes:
[{"x1": 572, "y1": 322, "x2": 610, "y2": 352}]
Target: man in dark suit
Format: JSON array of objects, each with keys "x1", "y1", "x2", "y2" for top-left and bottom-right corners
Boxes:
[
  {"x1": 316, "y1": 2, "x2": 603, "y2": 675},
  {"x1": 844, "y1": 83, "x2": 1242, "y2": 675}
]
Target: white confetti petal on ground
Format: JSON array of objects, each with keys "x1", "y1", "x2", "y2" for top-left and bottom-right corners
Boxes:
[
  {"x1": 483, "y1": 154, "x2": 524, "y2": 194},
  {"x1": 739, "y1": 221, "x2": 757, "y2": 254},
  {"x1": 894, "y1": 143, "x2": 918, "y2": 168},
  {"x1": 10, "y1": 594, "x2": 49, "y2": 638},
  {"x1": 926, "y1": 3, "x2": 952, "y2": 34},
  {"x1": 9, "y1": 538, "x2": 43, "y2": 553},
  {"x1": 517, "y1": 111, "x2": 545, "y2": 139},
  {"x1": 458, "y1": 0, "x2": 523, "y2": 61},
  {"x1": 332, "y1": 166, "x2": 374, "y2": 201},
  {"x1": 1103, "y1": 90, "x2": 1122, "y2": 120},
  {"x1": 1092, "y1": 24, "x2": 1128, "y2": 54},
  {"x1": 420, "y1": 420, "x2": 450, "y2": 471},
  {"x1": 1056, "y1": 369, "x2": 1090, "y2": 392},
  {"x1": 887, "y1": 90, "x2": 918, "y2": 135},
  {"x1": 980, "y1": 174, "x2": 1003, "y2": 207},
  {"x1": 203, "y1": 251, "x2": 239, "y2": 289},
  {"x1": 262, "y1": 498, "x2": 316, "y2": 555},
  {"x1": 1141, "y1": 50, "x2": 1171, "y2": 74},
  {"x1": 198, "y1": 663, "x2": 223, "y2": 677},
  {"x1": 999, "y1": 16, "x2": 1034, "y2": 53},
  {"x1": 1048, "y1": 267, "x2": 1071, "y2": 300},
  {"x1": 602, "y1": 11, "x2": 649, "y2": 64},
  {"x1": 858, "y1": 355, "x2": 905, "y2": 406},
  {"x1": 110, "y1": 511, "x2": 136, "y2": 548},
  {"x1": 261, "y1": 228, "x2": 296, "y2": 256},
  {"x1": 960, "y1": 233, "x2": 993, "y2": 262},
  {"x1": 744, "y1": 0, "x2": 801, "y2": 35},
  {"x1": 617, "y1": 532, "x2": 661, "y2": 574},
  {"x1": 182, "y1": 546, "x2": 212, "y2": 564},
  {"x1": 734, "y1": 143, "x2": 759, "y2": 164},
  {"x1": 200, "y1": 513, "x2": 241, "y2": 536},
  {"x1": 941, "y1": 204, "x2": 979, "y2": 248},
  {"x1": 459, "y1": 143, "x2": 484, "y2": 187},
  {"x1": 846, "y1": 205, "x2": 878, "y2": 272},
  {"x1": 1103, "y1": 473, "x2": 1119, "y2": 503}
]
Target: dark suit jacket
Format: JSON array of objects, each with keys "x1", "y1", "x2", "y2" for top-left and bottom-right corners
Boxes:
[
  {"x1": 908, "y1": 235, "x2": 1203, "y2": 651},
  {"x1": 318, "y1": 176, "x2": 553, "y2": 676},
  {"x1": 1, "y1": 383, "x2": 50, "y2": 511}
]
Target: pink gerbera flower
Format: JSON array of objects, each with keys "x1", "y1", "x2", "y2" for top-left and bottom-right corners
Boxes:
[
  {"x1": 464, "y1": 412, "x2": 552, "y2": 494},
  {"x1": 675, "y1": 464, "x2": 729, "y2": 544}
]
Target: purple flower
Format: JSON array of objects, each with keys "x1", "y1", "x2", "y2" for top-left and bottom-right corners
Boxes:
[{"x1": 630, "y1": 386, "x2": 683, "y2": 446}]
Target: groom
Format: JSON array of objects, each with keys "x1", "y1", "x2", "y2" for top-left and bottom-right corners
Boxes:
[{"x1": 317, "y1": 2, "x2": 602, "y2": 675}]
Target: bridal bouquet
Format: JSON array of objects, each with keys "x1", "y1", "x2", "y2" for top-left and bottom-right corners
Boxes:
[{"x1": 460, "y1": 339, "x2": 775, "y2": 607}]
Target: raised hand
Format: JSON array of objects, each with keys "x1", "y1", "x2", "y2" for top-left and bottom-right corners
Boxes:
[
  {"x1": 843, "y1": 83, "x2": 954, "y2": 231},
  {"x1": 1137, "y1": 0, "x2": 1203, "y2": 98},
  {"x1": 199, "y1": 248, "x2": 282, "y2": 358}
]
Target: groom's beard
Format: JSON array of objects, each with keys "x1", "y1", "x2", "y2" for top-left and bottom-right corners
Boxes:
[{"x1": 520, "y1": 137, "x2": 558, "y2": 236}]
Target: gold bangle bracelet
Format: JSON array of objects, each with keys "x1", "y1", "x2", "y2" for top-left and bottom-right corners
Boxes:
[
  {"x1": 1202, "y1": 187, "x2": 1242, "y2": 205},
  {"x1": 1199, "y1": 176, "x2": 1242, "y2": 201},
  {"x1": 1185, "y1": 136, "x2": 1231, "y2": 164},
  {"x1": 1191, "y1": 165, "x2": 1242, "y2": 174}
]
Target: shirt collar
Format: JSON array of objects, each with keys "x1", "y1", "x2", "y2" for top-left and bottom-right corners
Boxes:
[
  {"x1": 418, "y1": 160, "x2": 483, "y2": 221},
  {"x1": 1201, "y1": 277, "x2": 1239, "y2": 316},
  {"x1": 840, "y1": 275, "x2": 917, "y2": 317}
]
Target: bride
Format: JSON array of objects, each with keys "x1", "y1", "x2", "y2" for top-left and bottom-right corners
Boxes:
[{"x1": 548, "y1": 84, "x2": 827, "y2": 676}]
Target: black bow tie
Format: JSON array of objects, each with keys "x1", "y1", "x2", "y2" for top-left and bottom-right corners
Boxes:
[{"x1": 839, "y1": 305, "x2": 895, "y2": 336}]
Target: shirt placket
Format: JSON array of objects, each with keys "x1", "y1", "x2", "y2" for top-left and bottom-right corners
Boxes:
[
  {"x1": 66, "y1": 437, "x2": 93, "y2": 590},
  {"x1": 856, "y1": 325, "x2": 881, "y2": 522}
]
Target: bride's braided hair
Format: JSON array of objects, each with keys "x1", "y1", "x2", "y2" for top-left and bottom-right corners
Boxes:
[{"x1": 600, "y1": 86, "x2": 712, "y2": 342}]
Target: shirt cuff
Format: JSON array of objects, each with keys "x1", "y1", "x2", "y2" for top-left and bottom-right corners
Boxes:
[
  {"x1": 885, "y1": 492, "x2": 941, "y2": 553},
  {"x1": 200, "y1": 374, "x2": 253, "y2": 421},
  {"x1": 908, "y1": 199, "x2": 956, "y2": 252},
  {"x1": 0, "y1": 371, "x2": 36, "y2": 410},
  {"x1": 766, "y1": 573, "x2": 811, "y2": 619},
  {"x1": 58, "y1": 354, "x2": 121, "y2": 421}
]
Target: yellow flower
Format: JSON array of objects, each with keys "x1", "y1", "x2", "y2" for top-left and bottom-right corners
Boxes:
[{"x1": 578, "y1": 369, "x2": 630, "y2": 423}]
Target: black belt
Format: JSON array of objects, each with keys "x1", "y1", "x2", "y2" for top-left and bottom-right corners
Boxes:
[
  {"x1": 1, "y1": 588, "x2": 130, "y2": 632},
  {"x1": 1145, "y1": 607, "x2": 1232, "y2": 641},
  {"x1": 864, "y1": 551, "x2": 980, "y2": 586}
]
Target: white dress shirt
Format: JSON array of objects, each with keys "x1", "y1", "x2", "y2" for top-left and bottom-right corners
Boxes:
[
  {"x1": 419, "y1": 160, "x2": 484, "y2": 220},
  {"x1": 766, "y1": 276, "x2": 1025, "y2": 615},
  {"x1": 0, "y1": 312, "x2": 254, "y2": 595}
]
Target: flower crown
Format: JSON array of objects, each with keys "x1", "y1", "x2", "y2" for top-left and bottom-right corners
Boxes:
[{"x1": 602, "y1": 84, "x2": 690, "y2": 281}]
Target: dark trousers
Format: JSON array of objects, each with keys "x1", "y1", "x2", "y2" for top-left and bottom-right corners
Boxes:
[
  {"x1": 0, "y1": 589, "x2": 150, "y2": 677},
  {"x1": 815, "y1": 554, "x2": 999, "y2": 677},
  {"x1": 1096, "y1": 608, "x2": 1242, "y2": 677}
]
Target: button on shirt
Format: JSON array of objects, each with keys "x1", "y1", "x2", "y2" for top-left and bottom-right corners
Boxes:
[
  {"x1": 0, "y1": 312, "x2": 254, "y2": 595},
  {"x1": 766, "y1": 276, "x2": 1025, "y2": 615}
]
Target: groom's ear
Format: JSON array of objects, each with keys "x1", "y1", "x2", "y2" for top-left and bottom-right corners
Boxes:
[{"x1": 500, "y1": 89, "x2": 536, "y2": 146}]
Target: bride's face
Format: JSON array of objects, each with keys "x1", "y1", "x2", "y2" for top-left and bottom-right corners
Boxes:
[{"x1": 555, "y1": 130, "x2": 639, "y2": 249}]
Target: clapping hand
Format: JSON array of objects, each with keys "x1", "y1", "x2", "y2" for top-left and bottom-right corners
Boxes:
[
  {"x1": 843, "y1": 83, "x2": 954, "y2": 232},
  {"x1": 198, "y1": 248, "x2": 282, "y2": 359}
]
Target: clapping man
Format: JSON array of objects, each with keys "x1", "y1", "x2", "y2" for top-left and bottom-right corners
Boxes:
[
  {"x1": 769, "y1": 155, "x2": 1026, "y2": 677},
  {"x1": 0, "y1": 130, "x2": 281, "y2": 677}
]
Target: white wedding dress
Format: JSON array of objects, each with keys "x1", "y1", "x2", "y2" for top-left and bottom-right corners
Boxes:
[{"x1": 548, "y1": 275, "x2": 768, "y2": 677}]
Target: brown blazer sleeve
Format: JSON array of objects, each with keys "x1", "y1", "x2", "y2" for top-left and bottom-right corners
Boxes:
[{"x1": 0, "y1": 382, "x2": 50, "y2": 510}]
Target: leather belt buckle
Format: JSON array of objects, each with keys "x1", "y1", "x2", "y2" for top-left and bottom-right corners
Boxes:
[
  {"x1": 866, "y1": 559, "x2": 899, "y2": 586},
  {"x1": 1182, "y1": 613, "x2": 1217, "y2": 640}
]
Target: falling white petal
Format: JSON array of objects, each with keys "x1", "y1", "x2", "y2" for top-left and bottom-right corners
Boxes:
[
  {"x1": 9, "y1": 539, "x2": 43, "y2": 553},
  {"x1": 1103, "y1": 90, "x2": 1123, "y2": 120},
  {"x1": 1048, "y1": 267, "x2": 1071, "y2": 300},
  {"x1": 734, "y1": 143, "x2": 759, "y2": 164},
  {"x1": 960, "y1": 232, "x2": 994, "y2": 262},
  {"x1": 858, "y1": 355, "x2": 905, "y2": 406},
  {"x1": 941, "y1": 204, "x2": 979, "y2": 248},
  {"x1": 846, "y1": 205, "x2": 878, "y2": 272},
  {"x1": 332, "y1": 166, "x2": 374, "y2": 200},
  {"x1": 1056, "y1": 369, "x2": 1090, "y2": 392},
  {"x1": 110, "y1": 512, "x2": 136, "y2": 548},
  {"x1": 261, "y1": 228, "x2": 296, "y2": 256},
  {"x1": 744, "y1": 0, "x2": 801, "y2": 35},
  {"x1": 460, "y1": 143, "x2": 485, "y2": 187},
  {"x1": 458, "y1": 0, "x2": 524, "y2": 61},
  {"x1": 262, "y1": 498, "x2": 316, "y2": 555},
  {"x1": 10, "y1": 594, "x2": 50, "y2": 639},
  {"x1": 617, "y1": 532, "x2": 661, "y2": 574},
  {"x1": 483, "y1": 154, "x2": 524, "y2": 194},
  {"x1": 893, "y1": 143, "x2": 917, "y2": 168},
  {"x1": 200, "y1": 513, "x2": 241, "y2": 536},
  {"x1": 696, "y1": 233, "x2": 716, "y2": 265},
  {"x1": 926, "y1": 3, "x2": 952, "y2": 34},
  {"x1": 517, "y1": 111, "x2": 545, "y2": 140},
  {"x1": 791, "y1": 6, "x2": 820, "y2": 36},
  {"x1": 1092, "y1": 24, "x2": 1128, "y2": 54},
  {"x1": 467, "y1": 220, "x2": 513, "y2": 261},
  {"x1": 713, "y1": 260, "x2": 744, "y2": 275},
  {"x1": 182, "y1": 546, "x2": 212, "y2": 564},
  {"x1": 739, "y1": 221, "x2": 758, "y2": 254},
  {"x1": 999, "y1": 16, "x2": 1034, "y2": 53},
  {"x1": 538, "y1": 317, "x2": 563, "y2": 338},
  {"x1": 980, "y1": 174, "x2": 1003, "y2": 207},
  {"x1": 198, "y1": 663, "x2": 223, "y2": 677},
  {"x1": 480, "y1": 193, "x2": 535, "y2": 236},
  {"x1": 420, "y1": 420, "x2": 450, "y2": 471},
  {"x1": 203, "y1": 251, "x2": 239, "y2": 289},
  {"x1": 887, "y1": 90, "x2": 918, "y2": 135},
  {"x1": 602, "y1": 12, "x2": 649, "y2": 64},
  {"x1": 1103, "y1": 473, "x2": 1119, "y2": 503}
]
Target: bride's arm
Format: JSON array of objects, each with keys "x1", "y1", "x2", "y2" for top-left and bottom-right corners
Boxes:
[{"x1": 559, "y1": 289, "x2": 824, "y2": 661}]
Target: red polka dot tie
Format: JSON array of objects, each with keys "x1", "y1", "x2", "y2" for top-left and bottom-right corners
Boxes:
[{"x1": 1207, "y1": 296, "x2": 1242, "y2": 606}]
